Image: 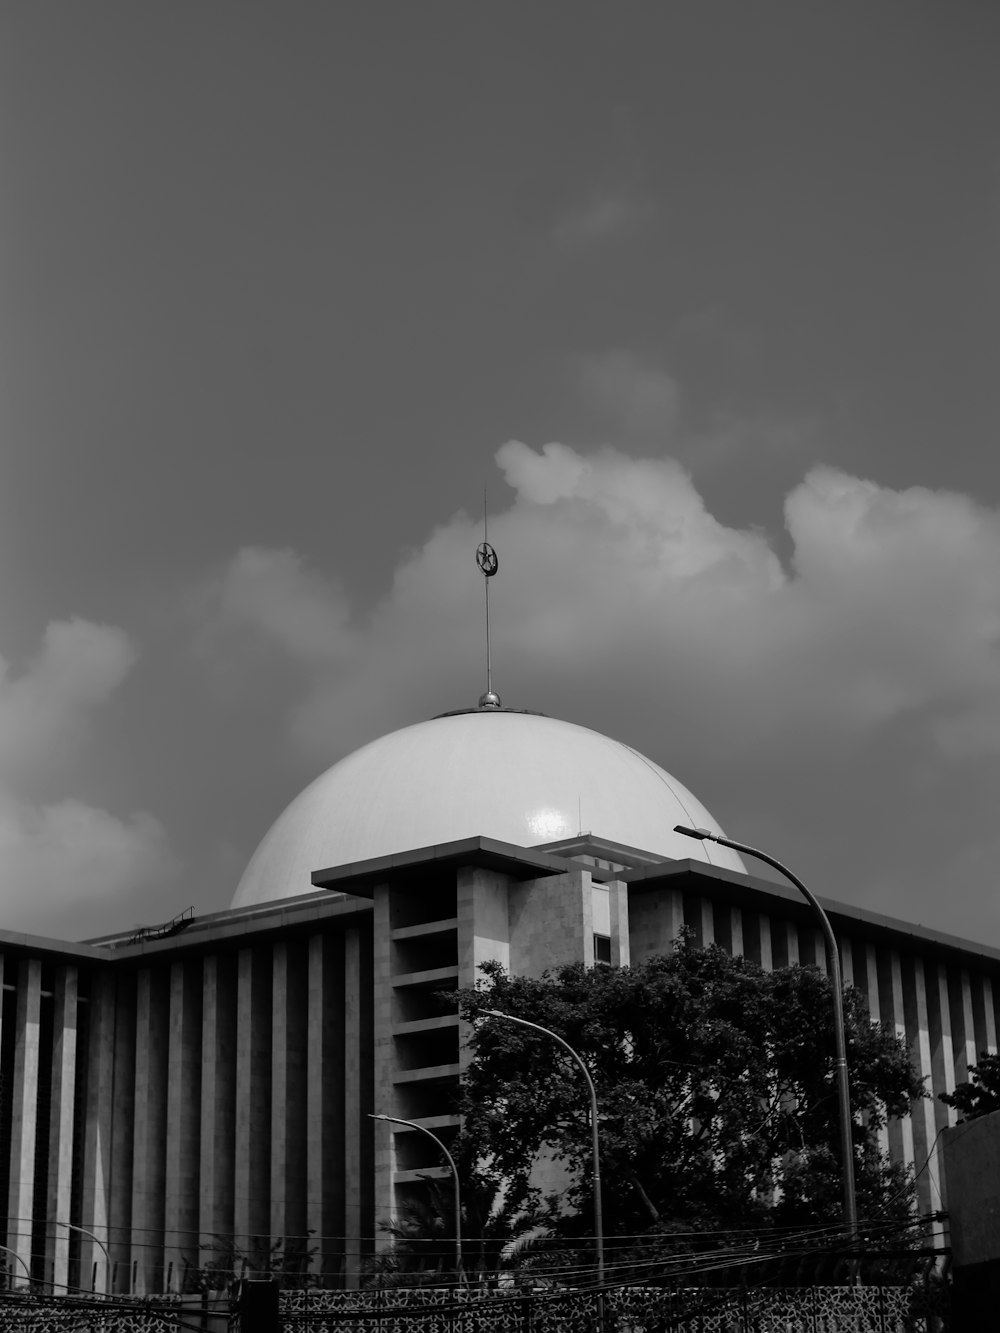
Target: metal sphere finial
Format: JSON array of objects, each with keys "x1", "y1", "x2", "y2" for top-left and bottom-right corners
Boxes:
[{"x1": 478, "y1": 690, "x2": 502, "y2": 710}]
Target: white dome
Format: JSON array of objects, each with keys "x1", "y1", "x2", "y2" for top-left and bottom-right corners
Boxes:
[{"x1": 232, "y1": 709, "x2": 744, "y2": 908}]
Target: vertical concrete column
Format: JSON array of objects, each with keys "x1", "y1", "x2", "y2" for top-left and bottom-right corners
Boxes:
[
  {"x1": 80, "y1": 970, "x2": 132, "y2": 1292},
  {"x1": 457, "y1": 866, "x2": 510, "y2": 983},
  {"x1": 270, "y1": 940, "x2": 308, "y2": 1263},
  {"x1": 729, "y1": 907, "x2": 744, "y2": 957},
  {"x1": 861, "y1": 944, "x2": 890, "y2": 1159},
  {"x1": 785, "y1": 923, "x2": 800, "y2": 966},
  {"x1": 982, "y1": 977, "x2": 997, "y2": 1053},
  {"x1": 371, "y1": 886, "x2": 395, "y2": 1251},
  {"x1": 990, "y1": 975, "x2": 1000, "y2": 1053},
  {"x1": 925, "y1": 960, "x2": 954, "y2": 1223},
  {"x1": 234, "y1": 947, "x2": 272, "y2": 1269},
  {"x1": 739, "y1": 913, "x2": 761, "y2": 966},
  {"x1": 840, "y1": 933, "x2": 893, "y2": 1176},
  {"x1": 509, "y1": 870, "x2": 591, "y2": 974},
  {"x1": 945, "y1": 965, "x2": 973, "y2": 1088},
  {"x1": 710, "y1": 902, "x2": 732, "y2": 953},
  {"x1": 165, "y1": 960, "x2": 203, "y2": 1292},
  {"x1": 699, "y1": 899, "x2": 714, "y2": 947},
  {"x1": 343, "y1": 925, "x2": 373, "y2": 1288},
  {"x1": 861, "y1": 943, "x2": 879, "y2": 1019},
  {"x1": 357, "y1": 924, "x2": 374, "y2": 1280},
  {"x1": 199, "y1": 954, "x2": 237, "y2": 1276},
  {"x1": 841, "y1": 938, "x2": 855, "y2": 988},
  {"x1": 0, "y1": 953, "x2": 4, "y2": 1237},
  {"x1": 110, "y1": 974, "x2": 137, "y2": 1289},
  {"x1": 0, "y1": 953, "x2": 7, "y2": 1252},
  {"x1": 307, "y1": 933, "x2": 345, "y2": 1284},
  {"x1": 758, "y1": 916, "x2": 773, "y2": 971},
  {"x1": 7, "y1": 958, "x2": 42, "y2": 1282},
  {"x1": 886, "y1": 950, "x2": 915, "y2": 1174},
  {"x1": 933, "y1": 964, "x2": 957, "y2": 1121},
  {"x1": 622, "y1": 887, "x2": 678, "y2": 964},
  {"x1": 958, "y1": 968, "x2": 978, "y2": 1082},
  {"x1": 796, "y1": 926, "x2": 815, "y2": 968},
  {"x1": 46, "y1": 966, "x2": 78, "y2": 1292},
  {"x1": 131, "y1": 968, "x2": 169, "y2": 1294},
  {"x1": 905, "y1": 957, "x2": 941, "y2": 1217},
  {"x1": 810, "y1": 929, "x2": 827, "y2": 975},
  {"x1": 971, "y1": 971, "x2": 991, "y2": 1061},
  {"x1": 608, "y1": 881, "x2": 629, "y2": 966},
  {"x1": 663, "y1": 888, "x2": 684, "y2": 950}
]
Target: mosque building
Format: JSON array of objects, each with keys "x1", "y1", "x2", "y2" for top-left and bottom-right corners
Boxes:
[{"x1": 1, "y1": 684, "x2": 999, "y2": 1295}]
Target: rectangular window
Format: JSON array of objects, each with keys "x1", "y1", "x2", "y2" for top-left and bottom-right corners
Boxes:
[{"x1": 594, "y1": 934, "x2": 612, "y2": 964}]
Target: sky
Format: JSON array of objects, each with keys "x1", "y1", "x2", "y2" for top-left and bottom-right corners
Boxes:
[{"x1": 1, "y1": 3, "x2": 999, "y2": 944}]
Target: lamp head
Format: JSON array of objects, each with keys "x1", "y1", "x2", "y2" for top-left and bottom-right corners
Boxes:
[{"x1": 674, "y1": 825, "x2": 717, "y2": 842}]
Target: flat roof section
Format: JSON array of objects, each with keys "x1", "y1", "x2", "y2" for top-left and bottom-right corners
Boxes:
[
  {"x1": 311, "y1": 835, "x2": 576, "y2": 895},
  {"x1": 624, "y1": 859, "x2": 1000, "y2": 973}
]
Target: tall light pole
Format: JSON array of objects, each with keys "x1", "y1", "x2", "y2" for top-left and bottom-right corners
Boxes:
[
  {"x1": 0, "y1": 1242, "x2": 31, "y2": 1289},
  {"x1": 55, "y1": 1220, "x2": 112, "y2": 1295},
  {"x1": 482, "y1": 1009, "x2": 604, "y2": 1285},
  {"x1": 673, "y1": 825, "x2": 859, "y2": 1244},
  {"x1": 369, "y1": 1113, "x2": 463, "y2": 1279}
]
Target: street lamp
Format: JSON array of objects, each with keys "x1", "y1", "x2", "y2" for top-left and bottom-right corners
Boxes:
[
  {"x1": 0, "y1": 1243, "x2": 31, "y2": 1290},
  {"x1": 55, "y1": 1220, "x2": 112, "y2": 1295},
  {"x1": 673, "y1": 825, "x2": 859, "y2": 1243},
  {"x1": 369, "y1": 1113, "x2": 463, "y2": 1279},
  {"x1": 482, "y1": 1009, "x2": 604, "y2": 1285}
]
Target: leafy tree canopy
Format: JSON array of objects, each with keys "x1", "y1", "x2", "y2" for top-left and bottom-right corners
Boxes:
[
  {"x1": 940, "y1": 1052, "x2": 1000, "y2": 1122},
  {"x1": 454, "y1": 936, "x2": 923, "y2": 1242}
]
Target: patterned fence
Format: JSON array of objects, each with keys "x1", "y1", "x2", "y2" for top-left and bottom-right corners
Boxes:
[
  {"x1": 279, "y1": 1281, "x2": 947, "y2": 1332},
  {"x1": 0, "y1": 1279, "x2": 949, "y2": 1333},
  {"x1": 0, "y1": 1291, "x2": 228, "y2": 1333}
]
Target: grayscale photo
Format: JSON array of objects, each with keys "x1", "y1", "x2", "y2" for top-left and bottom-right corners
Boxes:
[{"x1": 0, "y1": 4, "x2": 995, "y2": 1328}]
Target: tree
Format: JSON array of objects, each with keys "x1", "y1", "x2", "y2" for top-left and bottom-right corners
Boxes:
[
  {"x1": 366, "y1": 1176, "x2": 547, "y2": 1286},
  {"x1": 940, "y1": 1052, "x2": 1000, "y2": 1121},
  {"x1": 187, "y1": 1235, "x2": 319, "y2": 1292},
  {"x1": 454, "y1": 935, "x2": 924, "y2": 1244}
]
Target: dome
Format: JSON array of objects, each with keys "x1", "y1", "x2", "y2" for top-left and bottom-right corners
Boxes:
[{"x1": 231, "y1": 709, "x2": 745, "y2": 909}]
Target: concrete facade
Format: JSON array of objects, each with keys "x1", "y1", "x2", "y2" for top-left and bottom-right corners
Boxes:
[
  {"x1": 941, "y1": 1108, "x2": 1000, "y2": 1321},
  {"x1": 0, "y1": 834, "x2": 997, "y2": 1293}
]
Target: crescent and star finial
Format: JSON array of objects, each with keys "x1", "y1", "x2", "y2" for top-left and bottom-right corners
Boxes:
[
  {"x1": 476, "y1": 541, "x2": 498, "y2": 577},
  {"x1": 477, "y1": 494, "x2": 501, "y2": 708}
]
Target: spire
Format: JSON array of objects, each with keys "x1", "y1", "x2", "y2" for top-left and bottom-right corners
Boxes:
[{"x1": 476, "y1": 486, "x2": 501, "y2": 709}]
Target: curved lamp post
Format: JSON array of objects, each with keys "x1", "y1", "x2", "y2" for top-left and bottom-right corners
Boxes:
[
  {"x1": 673, "y1": 825, "x2": 859, "y2": 1243},
  {"x1": 56, "y1": 1220, "x2": 112, "y2": 1295},
  {"x1": 482, "y1": 1009, "x2": 604, "y2": 1285},
  {"x1": 0, "y1": 1242, "x2": 31, "y2": 1289},
  {"x1": 369, "y1": 1113, "x2": 463, "y2": 1278}
]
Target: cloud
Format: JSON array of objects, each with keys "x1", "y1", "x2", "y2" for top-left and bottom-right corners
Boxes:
[
  {"x1": 574, "y1": 348, "x2": 813, "y2": 473},
  {"x1": 0, "y1": 617, "x2": 135, "y2": 782},
  {"x1": 208, "y1": 444, "x2": 1000, "y2": 760},
  {"x1": 0, "y1": 619, "x2": 175, "y2": 937},
  {"x1": 205, "y1": 545, "x2": 355, "y2": 664},
  {"x1": 0, "y1": 796, "x2": 172, "y2": 937},
  {"x1": 781, "y1": 468, "x2": 1000, "y2": 734}
]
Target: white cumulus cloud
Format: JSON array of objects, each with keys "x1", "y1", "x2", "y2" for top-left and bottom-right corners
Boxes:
[
  {"x1": 0, "y1": 617, "x2": 135, "y2": 782},
  {"x1": 0, "y1": 619, "x2": 174, "y2": 937},
  {"x1": 204, "y1": 545, "x2": 356, "y2": 665}
]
